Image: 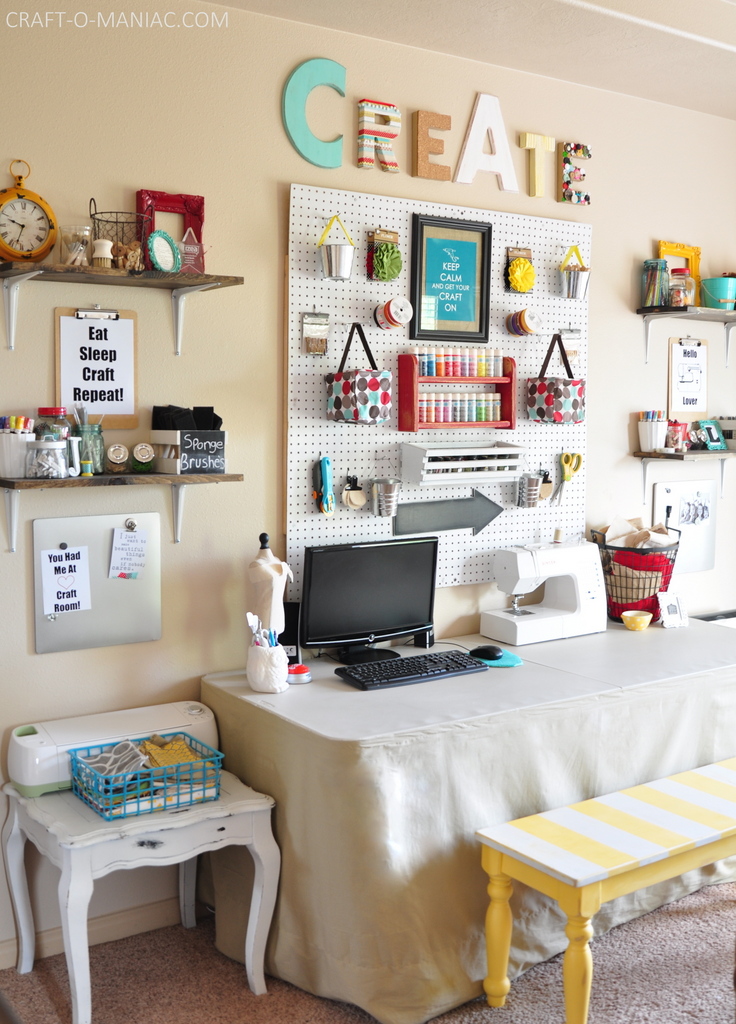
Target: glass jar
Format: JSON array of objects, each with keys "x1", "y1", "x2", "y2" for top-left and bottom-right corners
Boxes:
[
  {"x1": 669, "y1": 267, "x2": 696, "y2": 307},
  {"x1": 25, "y1": 439, "x2": 69, "y2": 479},
  {"x1": 105, "y1": 444, "x2": 129, "y2": 474},
  {"x1": 641, "y1": 258, "x2": 670, "y2": 308},
  {"x1": 75, "y1": 423, "x2": 105, "y2": 474},
  {"x1": 34, "y1": 406, "x2": 71, "y2": 440},
  {"x1": 131, "y1": 442, "x2": 155, "y2": 473}
]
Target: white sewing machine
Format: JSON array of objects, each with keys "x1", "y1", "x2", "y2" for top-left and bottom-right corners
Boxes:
[{"x1": 480, "y1": 541, "x2": 608, "y2": 645}]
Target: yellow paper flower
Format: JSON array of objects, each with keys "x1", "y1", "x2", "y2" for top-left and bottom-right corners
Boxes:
[{"x1": 508, "y1": 257, "x2": 536, "y2": 292}]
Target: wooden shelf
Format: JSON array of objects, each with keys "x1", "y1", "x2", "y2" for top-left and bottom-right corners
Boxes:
[
  {"x1": 632, "y1": 450, "x2": 736, "y2": 501},
  {"x1": 0, "y1": 262, "x2": 243, "y2": 291},
  {"x1": 636, "y1": 306, "x2": 736, "y2": 364},
  {"x1": 397, "y1": 354, "x2": 517, "y2": 432},
  {"x1": 0, "y1": 262, "x2": 244, "y2": 355},
  {"x1": 1, "y1": 473, "x2": 244, "y2": 551},
  {"x1": 0, "y1": 473, "x2": 244, "y2": 489}
]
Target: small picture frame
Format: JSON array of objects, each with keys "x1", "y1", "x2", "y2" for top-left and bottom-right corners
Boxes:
[
  {"x1": 147, "y1": 230, "x2": 182, "y2": 273},
  {"x1": 697, "y1": 419, "x2": 728, "y2": 451},
  {"x1": 658, "y1": 240, "x2": 701, "y2": 305},
  {"x1": 657, "y1": 592, "x2": 688, "y2": 628}
]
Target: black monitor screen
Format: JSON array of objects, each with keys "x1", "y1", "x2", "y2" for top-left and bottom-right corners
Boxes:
[{"x1": 300, "y1": 537, "x2": 438, "y2": 663}]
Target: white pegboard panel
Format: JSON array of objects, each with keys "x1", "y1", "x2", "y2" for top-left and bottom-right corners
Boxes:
[{"x1": 286, "y1": 183, "x2": 591, "y2": 591}]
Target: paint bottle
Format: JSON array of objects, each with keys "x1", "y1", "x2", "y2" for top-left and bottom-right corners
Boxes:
[
  {"x1": 468, "y1": 349, "x2": 477, "y2": 377},
  {"x1": 435, "y1": 348, "x2": 445, "y2": 377},
  {"x1": 477, "y1": 348, "x2": 487, "y2": 377},
  {"x1": 426, "y1": 347, "x2": 436, "y2": 377}
]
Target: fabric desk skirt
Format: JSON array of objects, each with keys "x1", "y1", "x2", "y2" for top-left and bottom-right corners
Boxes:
[{"x1": 201, "y1": 620, "x2": 736, "y2": 1024}]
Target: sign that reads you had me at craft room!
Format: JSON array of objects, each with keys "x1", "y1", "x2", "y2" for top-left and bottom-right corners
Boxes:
[{"x1": 180, "y1": 430, "x2": 226, "y2": 474}]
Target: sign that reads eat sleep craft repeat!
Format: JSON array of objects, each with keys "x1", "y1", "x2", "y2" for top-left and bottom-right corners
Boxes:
[{"x1": 56, "y1": 310, "x2": 138, "y2": 429}]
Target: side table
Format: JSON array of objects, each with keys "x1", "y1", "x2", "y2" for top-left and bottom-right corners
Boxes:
[{"x1": 2, "y1": 770, "x2": 280, "y2": 1024}]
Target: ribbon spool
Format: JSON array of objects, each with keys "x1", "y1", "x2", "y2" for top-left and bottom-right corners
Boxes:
[
  {"x1": 505, "y1": 308, "x2": 543, "y2": 336},
  {"x1": 373, "y1": 297, "x2": 413, "y2": 330}
]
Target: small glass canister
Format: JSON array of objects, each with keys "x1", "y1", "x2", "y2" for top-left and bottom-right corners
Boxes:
[
  {"x1": 25, "y1": 439, "x2": 69, "y2": 479},
  {"x1": 105, "y1": 444, "x2": 129, "y2": 474},
  {"x1": 641, "y1": 258, "x2": 670, "y2": 308},
  {"x1": 669, "y1": 267, "x2": 696, "y2": 307},
  {"x1": 34, "y1": 406, "x2": 71, "y2": 440},
  {"x1": 131, "y1": 442, "x2": 155, "y2": 473},
  {"x1": 75, "y1": 423, "x2": 105, "y2": 474}
]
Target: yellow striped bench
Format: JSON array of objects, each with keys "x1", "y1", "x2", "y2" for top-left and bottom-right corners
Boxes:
[{"x1": 476, "y1": 757, "x2": 736, "y2": 1024}]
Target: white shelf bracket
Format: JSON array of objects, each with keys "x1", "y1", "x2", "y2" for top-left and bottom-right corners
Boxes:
[
  {"x1": 640, "y1": 458, "x2": 653, "y2": 503},
  {"x1": 171, "y1": 283, "x2": 220, "y2": 356},
  {"x1": 171, "y1": 483, "x2": 186, "y2": 542},
  {"x1": 642, "y1": 315, "x2": 654, "y2": 364},
  {"x1": 720, "y1": 457, "x2": 728, "y2": 498},
  {"x1": 3, "y1": 272, "x2": 43, "y2": 350},
  {"x1": 726, "y1": 323, "x2": 736, "y2": 368},
  {"x1": 4, "y1": 489, "x2": 19, "y2": 552}
]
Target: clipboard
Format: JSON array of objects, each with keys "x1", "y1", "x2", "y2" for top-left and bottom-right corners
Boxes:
[
  {"x1": 667, "y1": 335, "x2": 708, "y2": 420},
  {"x1": 55, "y1": 307, "x2": 138, "y2": 429}
]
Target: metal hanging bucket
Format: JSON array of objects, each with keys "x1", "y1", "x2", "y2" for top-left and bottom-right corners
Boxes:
[
  {"x1": 559, "y1": 243, "x2": 590, "y2": 300},
  {"x1": 318, "y1": 215, "x2": 355, "y2": 281}
]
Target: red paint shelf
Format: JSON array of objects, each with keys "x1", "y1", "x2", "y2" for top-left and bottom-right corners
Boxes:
[{"x1": 397, "y1": 353, "x2": 517, "y2": 432}]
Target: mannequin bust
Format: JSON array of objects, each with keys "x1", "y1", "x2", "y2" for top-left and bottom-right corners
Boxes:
[{"x1": 247, "y1": 533, "x2": 293, "y2": 635}]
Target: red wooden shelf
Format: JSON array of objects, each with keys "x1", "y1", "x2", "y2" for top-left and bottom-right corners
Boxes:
[{"x1": 397, "y1": 353, "x2": 517, "y2": 432}]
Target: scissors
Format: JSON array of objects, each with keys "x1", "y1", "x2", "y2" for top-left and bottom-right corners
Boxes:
[{"x1": 551, "y1": 452, "x2": 582, "y2": 504}]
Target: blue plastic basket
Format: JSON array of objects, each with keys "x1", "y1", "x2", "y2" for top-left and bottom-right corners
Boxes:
[{"x1": 69, "y1": 731, "x2": 223, "y2": 821}]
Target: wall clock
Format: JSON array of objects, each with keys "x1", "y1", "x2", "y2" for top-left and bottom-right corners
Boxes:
[
  {"x1": 0, "y1": 160, "x2": 57, "y2": 262},
  {"x1": 147, "y1": 229, "x2": 182, "y2": 272}
]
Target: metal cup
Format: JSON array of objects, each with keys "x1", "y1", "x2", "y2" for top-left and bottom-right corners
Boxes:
[
  {"x1": 517, "y1": 473, "x2": 543, "y2": 508},
  {"x1": 371, "y1": 478, "x2": 401, "y2": 516},
  {"x1": 321, "y1": 244, "x2": 355, "y2": 280}
]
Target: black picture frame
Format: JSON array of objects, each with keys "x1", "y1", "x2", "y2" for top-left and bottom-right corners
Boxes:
[{"x1": 410, "y1": 214, "x2": 491, "y2": 342}]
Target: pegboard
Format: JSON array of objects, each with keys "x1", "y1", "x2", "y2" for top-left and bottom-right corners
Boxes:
[{"x1": 286, "y1": 183, "x2": 591, "y2": 591}]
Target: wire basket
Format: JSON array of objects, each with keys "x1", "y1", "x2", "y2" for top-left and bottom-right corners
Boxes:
[
  {"x1": 89, "y1": 197, "x2": 152, "y2": 248},
  {"x1": 591, "y1": 528, "x2": 680, "y2": 623},
  {"x1": 69, "y1": 730, "x2": 222, "y2": 821}
]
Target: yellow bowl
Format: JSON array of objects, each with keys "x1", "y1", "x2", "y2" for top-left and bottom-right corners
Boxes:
[{"x1": 621, "y1": 610, "x2": 653, "y2": 631}]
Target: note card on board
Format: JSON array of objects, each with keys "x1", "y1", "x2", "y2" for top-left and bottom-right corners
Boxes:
[{"x1": 55, "y1": 308, "x2": 138, "y2": 429}]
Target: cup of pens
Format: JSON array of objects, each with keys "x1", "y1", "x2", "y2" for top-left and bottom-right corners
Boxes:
[
  {"x1": 637, "y1": 411, "x2": 668, "y2": 452},
  {"x1": 59, "y1": 225, "x2": 92, "y2": 266},
  {"x1": 246, "y1": 613, "x2": 289, "y2": 692}
]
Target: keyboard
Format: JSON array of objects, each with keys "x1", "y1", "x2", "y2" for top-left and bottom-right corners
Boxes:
[{"x1": 334, "y1": 650, "x2": 487, "y2": 690}]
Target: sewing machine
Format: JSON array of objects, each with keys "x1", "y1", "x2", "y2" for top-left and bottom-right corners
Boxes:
[{"x1": 480, "y1": 541, "x2": 608, "y2": 645}]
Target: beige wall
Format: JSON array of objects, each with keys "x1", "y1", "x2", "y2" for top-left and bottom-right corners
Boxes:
[{"x1": 2, "y1": 1, "x2": 736, "y2": 955}]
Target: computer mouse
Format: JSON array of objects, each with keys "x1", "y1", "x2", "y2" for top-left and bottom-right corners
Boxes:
[{"x1": 470, "y1": 645, "x2": 504, "y2": 661}]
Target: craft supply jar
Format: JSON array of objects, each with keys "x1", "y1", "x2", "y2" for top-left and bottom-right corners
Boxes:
[
  {"x1": 105, "y1": 444, "x2": 129, "y2": 474},
  {"x1": 131, "y1": 442, "x2": 155, "y2": 473},
  {"x1": 25, "y1": 439, "x2": 68, "y2": 479},
  {"x1": 641, "y1": 259, "x2": 670, "y2": 308},
  {"x1": 34, "y1": 407, "x2": 71, "y2": 440},
  {"x1": 669, "y1": 267, "x2": 696, "y2": 307},
  {"x1": 75, "y1": 423, "x2": 105, "y2": 474}
]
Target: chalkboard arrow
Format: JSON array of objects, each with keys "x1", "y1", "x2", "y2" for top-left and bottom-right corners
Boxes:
[{"x1": 393, "y1": 490, "x2": 504, "y2": 537}]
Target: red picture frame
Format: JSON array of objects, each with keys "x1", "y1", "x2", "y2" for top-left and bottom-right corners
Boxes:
[{"x1": 136, "y1": 189, "x2": 205, "y2": 271}]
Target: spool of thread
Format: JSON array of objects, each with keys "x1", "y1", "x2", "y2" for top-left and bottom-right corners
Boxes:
[{"x1": 374, "y1": 297, "x2": 413, "y2": 330}]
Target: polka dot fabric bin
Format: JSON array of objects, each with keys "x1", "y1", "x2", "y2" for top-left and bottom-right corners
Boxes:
[
  {"x1": 325, "y1": 322, "x2": 392, "y2": 424},
  {"x1": 526, "y1": 333, "x2": 585, "y2": 423}
]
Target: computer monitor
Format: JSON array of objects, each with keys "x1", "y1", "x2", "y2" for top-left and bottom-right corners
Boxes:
[{"x1": 299, "y1": 536, "x2": 439, "y2": 665}]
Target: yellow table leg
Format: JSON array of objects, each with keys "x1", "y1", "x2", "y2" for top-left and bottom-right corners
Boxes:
[
  {"x1": 481, "y1": 848, "x2": 513, "y2": 1007},
  {"x1": 562, "y1": 912, "x2": 594, "y2": 1024}
]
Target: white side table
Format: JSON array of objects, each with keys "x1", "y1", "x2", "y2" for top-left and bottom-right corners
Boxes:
[{"x1": 2, "y1": 771, "x2": 280, "y2": 1024}]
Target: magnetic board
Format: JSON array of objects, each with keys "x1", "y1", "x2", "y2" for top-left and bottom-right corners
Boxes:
[
  {"x1": 653, "y1": 480, "x2": 716, "y2": 574},
  {"x1": 285, "y1": 183, "x2": 591, "y2": 591},
  {"x1": 33, "y1": 513, "x2": 161, "y2": 653}
]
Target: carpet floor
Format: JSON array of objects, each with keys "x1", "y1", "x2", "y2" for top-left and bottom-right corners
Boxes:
[{"x1": 1, "y1": 881, "x2": 735, "y2": 1024}]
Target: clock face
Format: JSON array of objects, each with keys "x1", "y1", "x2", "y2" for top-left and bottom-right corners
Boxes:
[{"x1": 0, "y1": 194, "x2": 51, "y2": 257}]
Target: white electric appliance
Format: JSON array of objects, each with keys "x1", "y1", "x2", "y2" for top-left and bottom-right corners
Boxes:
[
  {"x1": 480, "y1": 541, "x2": 607, "y2": 645},
  {"x1": 8, "y1": 701, "x2": 218, "y2": 798}
]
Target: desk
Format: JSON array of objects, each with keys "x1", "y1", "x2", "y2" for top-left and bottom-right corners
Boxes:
[
  {"x1": 201, "y1": 620, "x2": 736, "y2": 1024},
  {"x1": 2, "y1": 771, "x2": 280, "y2": 1024}
]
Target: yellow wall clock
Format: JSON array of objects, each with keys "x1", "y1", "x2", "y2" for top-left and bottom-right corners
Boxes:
[{"x1": 0, "y1": 160, "x2": 57, "y2": 262}]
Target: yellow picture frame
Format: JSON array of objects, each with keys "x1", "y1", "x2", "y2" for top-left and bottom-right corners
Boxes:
[{"x1": 658, "y1": 240, "x2": 702, "y2": 305}]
